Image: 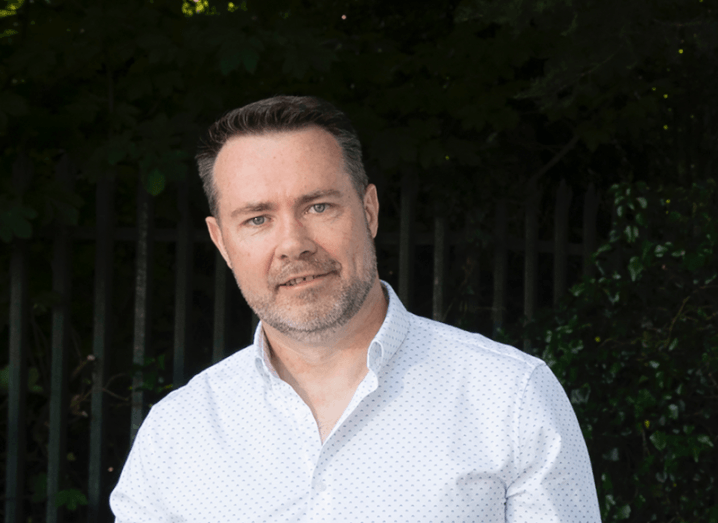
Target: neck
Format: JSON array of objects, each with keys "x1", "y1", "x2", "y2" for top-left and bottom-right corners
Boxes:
[{"x1": 264, "y1": 279, "x2": 388, "y2": 387}]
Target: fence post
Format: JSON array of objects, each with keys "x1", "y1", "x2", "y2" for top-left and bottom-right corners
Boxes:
[
  {"x1": 553, "y1": 180, "x2": 573, "y2": 304},
  {"x1": 6, "y1": 154, "x2": 32, "y2": 523},
  {"x1": 492, "y1": 201, "x2": 507, "y2": 337},
  {"x1": 7, "y1": 243, "x2": 28, "y2": 523},
  {"x1": 131, "y1": 182, "x2": 155, "y2": 442},
  {"x1": 47, "y1": 155, "x2": 74, "y2": 523},
  {"x1": 173, "y1": 180, "x2": 193, "y2": 387},
  {"x1": 432, "y1": 211, "x2": 448, "y2": 322},
  {"x1": 399, "y1": 174, "x2": 416, "y2": 309},
  {"x1": 88, "y1": 172, "x2": 115, "y2": 523},
  {"x1": 583, "y1": 183, "x2": 599, "y2": 278},
  {"x1": 523, "y1": 185, "x2": 540, "y2": 351}
]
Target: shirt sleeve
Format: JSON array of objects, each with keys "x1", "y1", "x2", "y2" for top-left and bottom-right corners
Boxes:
[
  {"x1": 505, "y1": 364, "x2": 602, "y2": 523},
  {"x1": 110, "y1": 410, "x2": 168, "y2": 523}
]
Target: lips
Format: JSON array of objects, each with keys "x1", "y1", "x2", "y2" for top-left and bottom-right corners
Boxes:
[
  {"x1": 281, "y1": 274, "x2": 324, "y2": 287},
  {"x1": 274, "y1": 259, "x2": 341, "y2": 289}
]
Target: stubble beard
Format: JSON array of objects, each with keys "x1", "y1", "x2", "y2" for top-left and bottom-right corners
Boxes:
[{"x1": 234, "y1": 229, "x2": 378, "y2": 343}]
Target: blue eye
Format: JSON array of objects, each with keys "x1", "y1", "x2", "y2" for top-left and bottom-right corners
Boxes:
[
  {"x1": 250, "y1": 216, "x2": 265, "y2": 226},
  {"x1": 312, "y1": 203, "x2": 327, "y2": 213}
]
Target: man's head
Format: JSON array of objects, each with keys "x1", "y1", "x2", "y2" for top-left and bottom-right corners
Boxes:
[
  {"x1": 197, "y1": 96, "x2": 368, "y2": 219},
  {"x1": 200, "y1": 97, "x2": 382, "y2": 343}
]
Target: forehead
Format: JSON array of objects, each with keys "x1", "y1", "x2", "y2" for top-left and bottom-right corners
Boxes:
[{"x1": 213, "y1": 127, "x2": 352, "y2": 212}]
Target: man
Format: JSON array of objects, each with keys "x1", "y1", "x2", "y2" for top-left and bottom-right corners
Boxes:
[{"x1": 111, "y1": 96, "x2": 601, "y2": 522}]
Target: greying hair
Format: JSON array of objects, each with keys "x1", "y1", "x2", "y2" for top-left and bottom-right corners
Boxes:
[{"x1": 196, "y1": 95, "x2": 368, "y2": 217}]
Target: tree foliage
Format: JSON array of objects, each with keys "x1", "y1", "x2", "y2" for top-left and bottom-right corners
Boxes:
[
  {"x1": 1, "y1": 0, "x2": 716, "y2": 239},
  {"x1": 505, "y1": 180, "x2": 718, "y2": 522}
]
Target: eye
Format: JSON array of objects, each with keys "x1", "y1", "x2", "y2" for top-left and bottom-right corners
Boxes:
[
  {"x1": 311, "y1": 203, "x2": 327, "y2": 213},
  {"x1": 249, "y1": 216, "x2": 266, "y2": 226}
]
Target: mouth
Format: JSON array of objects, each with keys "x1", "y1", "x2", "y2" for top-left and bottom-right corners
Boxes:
[{"x1": 280, "y1": 273, "x2": 330, "y2": 287}]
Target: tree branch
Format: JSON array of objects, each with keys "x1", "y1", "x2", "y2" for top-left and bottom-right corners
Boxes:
[{"x1": 526, "y1": 134, "x2": 580, "y2": 188}]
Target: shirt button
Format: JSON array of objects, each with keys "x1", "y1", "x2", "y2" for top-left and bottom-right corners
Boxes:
[{"x1": 314, "y1": 480, "x2": 326, "y2": 492}]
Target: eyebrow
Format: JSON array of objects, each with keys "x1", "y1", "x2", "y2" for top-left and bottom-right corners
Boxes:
[
  {"x1": 295, "y1": 189, "x2": 342, "y2": 207},
  {"x1": 229, "y1": 189, "x2": 343, "y2": 219}
]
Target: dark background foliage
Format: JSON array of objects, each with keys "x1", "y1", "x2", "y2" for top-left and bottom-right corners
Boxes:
[
  {"x1": 1, "y1": 0, "x2": 717, "y2": 521},
  {"x1": 500, "y1": 181, "x2": 718, "y2": 522}
]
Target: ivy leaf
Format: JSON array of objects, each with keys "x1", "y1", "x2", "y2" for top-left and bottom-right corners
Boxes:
[
  {"x1": 697, "y1": 434, "x2": 714, "y2": 448},
  {"x1": 616, "y1": 504, "x2": 631, "y2": 520},
  {"x1": 242, "y1": 47, "x2": 259, "y2": 74},
  {"x1": 30, "y1": 473, "x2": 47, "y2": 503},
  {"x1": 570, "y1": 384, "x2": 591, "y2": 405},
  {"x1": 145, "y1": 169, "x2": 166, "y2": 196},
  {"x1": 624, "y1": 224, "x2": 639, "y2": 243},
  {"x1": 654, "y1": 243, "x2": 670, "y2": 258},
  {"x1": 0, "y1": 201, "x2": 38, "y2": 241},
  {"x1": 628, "y1": 256, "x2": 643, "y2": 281},
  {"x1": 650, "y1": 431, "x2": 667, "y2": 451},
  {"x1": 55, "y1": 489, "x2": 88, "y2": 511}
]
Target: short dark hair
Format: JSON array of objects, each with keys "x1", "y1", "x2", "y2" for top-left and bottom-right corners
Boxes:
[{"x1": 196, "y1": 95, "x2": 368, "y2": 217}]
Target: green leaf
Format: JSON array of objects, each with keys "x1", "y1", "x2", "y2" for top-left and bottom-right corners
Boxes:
[
  {"x1": 628, "y1": 256, "x2": 643, "y2": 281},
  {"x1": 650, "y1": 430, "x2": 667, "y2": 451},
  {"x1": 55, "y1": 489, "x2": 88, "y2": 510},
  {"x1": 602, "y1": 448, "x2": 620, "y2": 461},
  {"x1": 0, "y1": 202, "x2": 38, "y2": 241},
  {"x1": 570, "y1": 384, "x2": 591, "y2": 405},
  {"x1": 30, "y1": 473, "x2": 47, "y2": 503},
  {"x1": 616, "y1": 504, "x2": 631, "y2": 520},
  {"x1": 28, "y1": 367, "x2": 43, "y2": 394},
  {"x1": 684, "y1": 252, "x2": 705, "y2": 271},
  {"x1": 697, "y1": 434, "x2": 714, "y2": 448},
  {"x1": 668, "y1": 404, "x2": 679, "y2": 420},
  {"x1": 654, "y1": 243, "x2": 671, "y2": 258},
  {"x1": 145, "y1": 169, "x2": 165, "y2": 196},
  {"x1": 624, "y1": 224, "x2": 639, "y2": 243},
  {"x1": 242, "y1": 47, "x2": 259, "y2": 73}
]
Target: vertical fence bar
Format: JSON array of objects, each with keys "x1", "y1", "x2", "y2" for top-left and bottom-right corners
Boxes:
[
  {"x1": 432, "y1": 213, "x2": 447, "y2": 322},
  {"x1": 582, "y1": 183, "x2": 598, "y2": 278},
  {"x1": 47, "y1": 155, "x2": 73, "y2": 523},
  {"x1": 89, "y1": 173, "x2": 115, "y2": 523},
  {"x1": 213, "y1": 251, "x2": 230, "y2": 363},
  {"x1": 131, "y1": 183, "x2": 154, "y2": 442},
  {"x1": 492, "y1": 201, "x2": 507, "y2": 337},
  {"x1": 173, "y1": 181, "x2": 192, "y2": 387},
  {"x1": 7, "y1": 243, "x2": 28, "y2": 523},
  {"x1": 6, "y1": 154, "x2": 32, "y2": 523},
  {"x1": 553, "y1": 180, "x2": 572, "y2": 304},
  {"x1": 398, "y1": 174, "x2": 416, "y2": 309},
  {"x1": 523, "y1": 187, "x2": 539, "y2": 351}
]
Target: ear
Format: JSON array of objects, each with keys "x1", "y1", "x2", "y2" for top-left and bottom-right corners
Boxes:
[
  {"x1": 206, "y1": 216, "x2": 232, "y2": 269},
  {"x1": 363, "y1": 184, "x2": 380, "y2": 238}
]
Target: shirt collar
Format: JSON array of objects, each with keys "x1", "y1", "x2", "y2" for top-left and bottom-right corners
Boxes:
[{"x1": 252, "y1": 281, "x2": 410, "y2": 382}]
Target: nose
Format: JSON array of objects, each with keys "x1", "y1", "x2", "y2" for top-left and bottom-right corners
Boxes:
[{"x1": 275, "y1": 216, "x2": 317, "y2": 260}]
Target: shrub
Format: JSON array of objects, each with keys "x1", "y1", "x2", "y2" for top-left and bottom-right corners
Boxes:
[{"x1": 515, "y1": 180, "x2": 718, "y2": 522}]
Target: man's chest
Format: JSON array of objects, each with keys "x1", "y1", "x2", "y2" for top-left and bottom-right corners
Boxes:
[{"x1": 159, "y1": 396, "x2": 514, "y2": 523}]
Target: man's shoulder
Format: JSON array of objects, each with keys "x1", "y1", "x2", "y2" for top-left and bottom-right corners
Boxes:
[
  {"x1": 405, "y1": 313, "x2": 544, "y2": 374},
  {"x1": 148, "y1": 344, "x2": 258, "y2": 417}
]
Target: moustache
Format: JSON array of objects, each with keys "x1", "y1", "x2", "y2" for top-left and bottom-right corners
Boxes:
[{"x1": 270, "y1": 257, "x2": 342, "y2": 288}]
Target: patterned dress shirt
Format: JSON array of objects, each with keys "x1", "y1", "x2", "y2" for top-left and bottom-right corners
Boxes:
[{"x1": 111, "y1": 282, "x2": 601, "y2": 522}]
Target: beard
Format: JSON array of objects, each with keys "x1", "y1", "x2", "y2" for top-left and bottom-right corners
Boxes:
[{"x1": 234, "y1": 228, "x2": 378, "y2": 343}]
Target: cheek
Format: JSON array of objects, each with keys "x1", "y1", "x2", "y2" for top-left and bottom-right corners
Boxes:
[{"x1": 226, "y1": 239, "x2": 269, "y2": 275}]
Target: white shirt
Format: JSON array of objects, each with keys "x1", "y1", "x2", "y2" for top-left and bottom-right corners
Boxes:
[{"x1": 111, "y1": 283, "x2": 601, "y2": 522}]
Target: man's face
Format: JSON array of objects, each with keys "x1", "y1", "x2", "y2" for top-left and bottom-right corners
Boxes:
[{"x1": 206, "y1": 127, "x2": 380, "y2": 341}]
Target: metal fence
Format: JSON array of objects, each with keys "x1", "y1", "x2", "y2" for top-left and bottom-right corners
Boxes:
[{"x1": 4, "y1": 155, "x2": 601, "y2": 522}]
